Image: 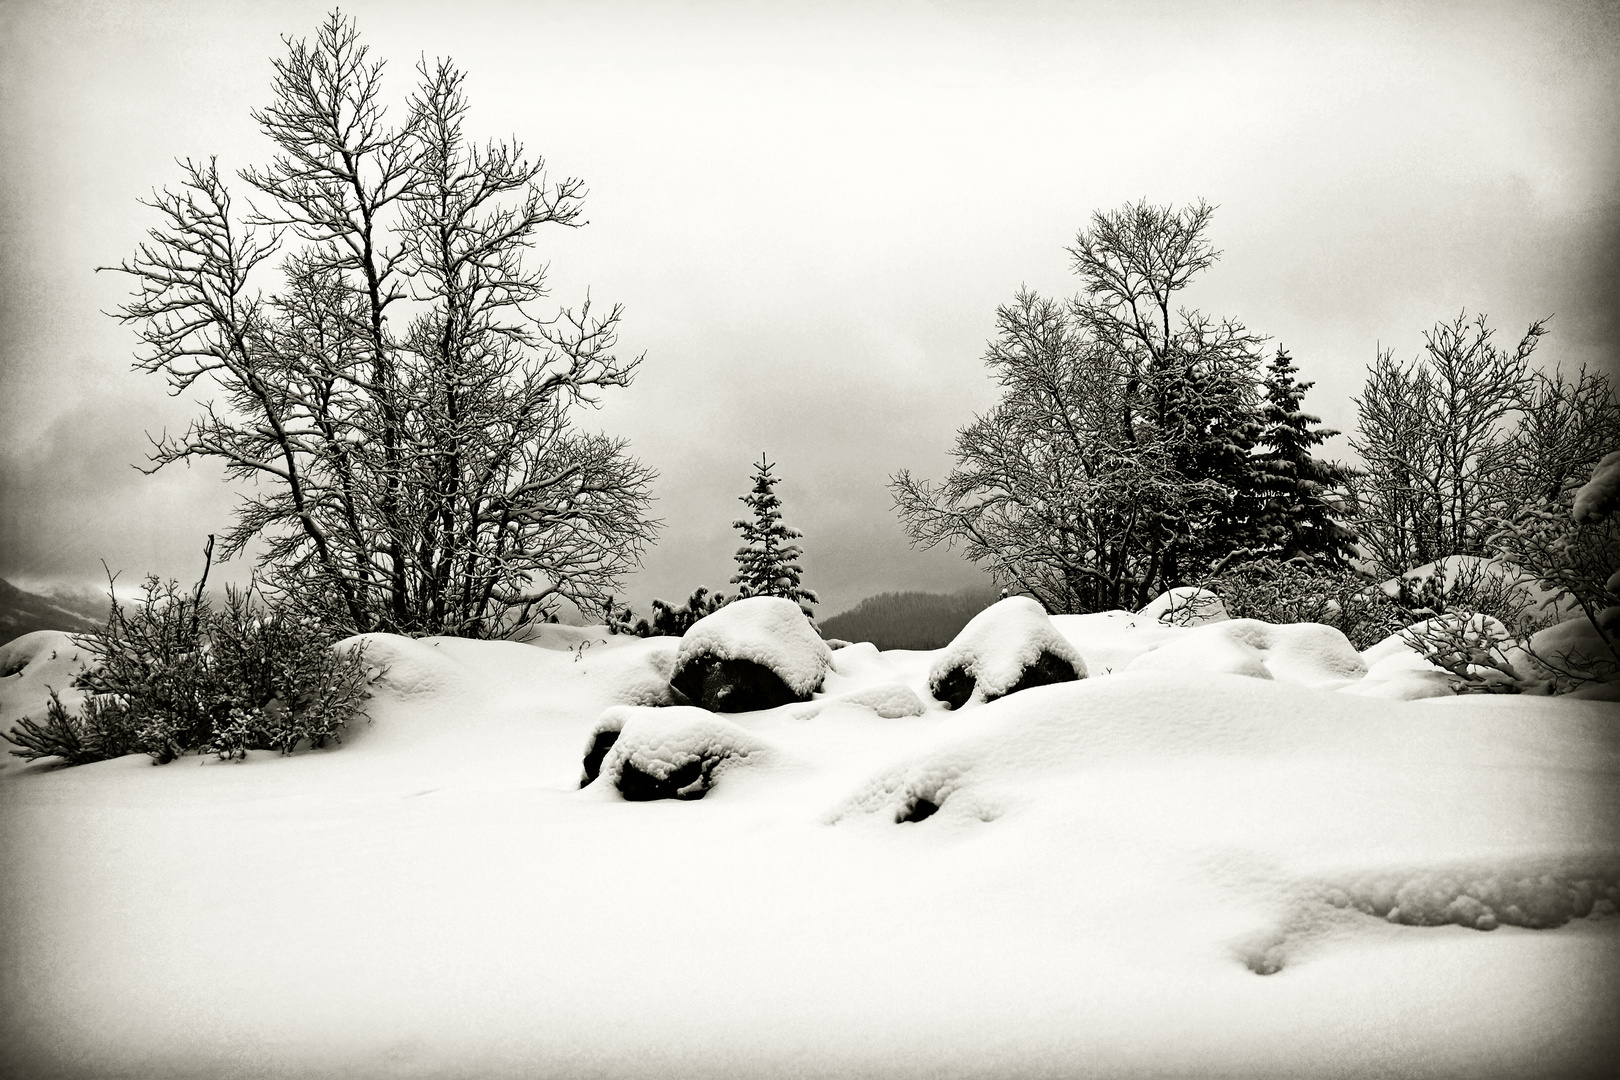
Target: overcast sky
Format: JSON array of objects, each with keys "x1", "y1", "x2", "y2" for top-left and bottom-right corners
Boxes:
[{"x1": 2, "y1": 0, "x2": 1617, "y2": 617}]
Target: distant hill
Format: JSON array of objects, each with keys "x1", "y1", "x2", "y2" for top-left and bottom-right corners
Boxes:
[
  {"x1": 821, "y1": 585, "x2": 999, "y2": 651},
  {"x1": 0, "y1": 579, "x2": 106, "y2": 643}
]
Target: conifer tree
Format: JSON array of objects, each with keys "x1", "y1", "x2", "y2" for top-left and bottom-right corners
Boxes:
[
  {"x1": 732, "y1": 455, "x2": 818, "y2": 617},
  {"x1": 1250, "y1": 347, "x2": 1359, "y2": 565}
]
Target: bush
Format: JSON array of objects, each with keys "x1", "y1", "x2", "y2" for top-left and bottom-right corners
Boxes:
[
  {"x1": 608, "y1": 587, "x2": 732, "y2": 638},
  {"x1": 4, "y1": 576, "x2": 371, "y2": 766},
  {"x1": 1208, "y1": 558, "x2": 1406, "y2": 650}
]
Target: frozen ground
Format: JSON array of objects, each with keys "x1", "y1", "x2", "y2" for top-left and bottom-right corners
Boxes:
[{"x1": 0, "y1": 612, "x2": 1617, "y2": 1079}]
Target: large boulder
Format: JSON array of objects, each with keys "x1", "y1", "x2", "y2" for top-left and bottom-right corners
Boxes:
[
  {"x1": 670, "y1": 597, "x2": 832, "y2": 712},
  {"x1": 927, "y1": 597, "x2": 1086, "y2": 709}
]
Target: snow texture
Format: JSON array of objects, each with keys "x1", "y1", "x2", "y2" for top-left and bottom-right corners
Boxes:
[
  {"x1": 834, "y1": 683, "x2": 928, "y2": 718},
  {"x1": 1128, "y1": 618, "x2": 1367, "y2": 688},
  {"x1": 675, "y1": 596, "x2": 832, "y2": 697},
  {"x1": 1573, "y1": 449, "x2": 1620, "y2": 523},
  {"x1": 1138, "y1": 586, "x2": 1230, "y2": 626},
  {"x1": 928, "y1": 596, "x2": 1087, "y2": 706},
  {"x1": 2, "y1": 614, "x2": 1618, "y2": 1079}
]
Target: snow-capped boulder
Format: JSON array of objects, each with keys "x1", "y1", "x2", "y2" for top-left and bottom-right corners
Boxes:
[
  {"x1": 927, "y1": 597, "x2": 1086, "y2": 709},
  {"x1": 1127, "y1": 619, "x2": 1367, "y2": 689},
  {"x1": 1138, "y1": 587, "x2": 1229, "y2": 627},
  {"x1": 585, "y1": 705, "x2": 773, "y2": 800},
  {"x1": 670, "y1": 597, "x2": 832, "y2": 712}
]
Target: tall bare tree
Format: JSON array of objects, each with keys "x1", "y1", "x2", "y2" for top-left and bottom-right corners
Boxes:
[
  {"x1": 103, "y1": 13, "x2": 656, "y2": 636},
  {"x1": 891, "y1": 202, "x2": 1269, "y2": 613}
]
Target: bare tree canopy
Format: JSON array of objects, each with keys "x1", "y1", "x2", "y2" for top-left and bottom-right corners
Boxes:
[
  {"x1": 102, "y1": 13, "x2": 657, "y2": 637},
  {"x1": 891, "y1": 201, "x2": 1352, "y2": 613},
  {"x1": 1348, "y1": 312, "x2": 1619, "y2": 577}
]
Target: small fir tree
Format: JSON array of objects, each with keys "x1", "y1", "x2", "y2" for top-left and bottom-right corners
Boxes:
[
  {"x1": 732, "y1": 455, "x2": 819, "y2": 617},
  {"x1": 1250, "y1": 348, "x2": 1360, "y2": 565}
]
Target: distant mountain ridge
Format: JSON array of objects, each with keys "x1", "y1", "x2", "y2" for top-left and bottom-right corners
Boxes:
[
  {"x1": 820, "y1": 585, "x2": 999, "y2": 651},
  {"x1": 0, "y1": 579, "x2": 106, "y2": 643}
]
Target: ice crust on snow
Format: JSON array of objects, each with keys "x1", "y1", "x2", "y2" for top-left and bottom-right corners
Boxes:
[
  {"x1": 1319, "y1": 856, "x2": 1620, "y2": 931},
  {"x1": 675, "y1": 596, "x2": 832, "y2": 697},
  {"x1": 1138, "y1": 586, "x2": 1230, "y2": 626},
  {"x1": 1127, "y1": 618, "x2": 1367, "y2": 688},
  {"x1": 928, "y1": 597, "x2": 1086, "y2": 705}
]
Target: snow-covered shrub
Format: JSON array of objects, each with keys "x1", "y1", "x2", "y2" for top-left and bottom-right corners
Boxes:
[
  {"x1": 1127, "y1": 618, "x2": 1367, "y2": 688},
  {"x1": 1209, "y1": 557, "x2": 1405, "y2": 650},
  {"x1": 3, "y1": 577, "x2": 371, "y2": 766},
  {"x1": 609, "y1": 587, "x2": 731, "y2": 638},
  {"x1": 670, "y1": 597, "x2": 832, "y2": 712},
  {"x1": 928, "y1": 597, "x2": 1086, "y2": 709},
  {"x1": 1490, "y1": 463, "x2": 1620, "y2": 693}
]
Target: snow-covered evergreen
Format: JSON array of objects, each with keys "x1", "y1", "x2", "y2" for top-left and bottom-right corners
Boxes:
[
  {"x1": 731, "y1": 455, "x2": 819, "y2": 617},
  {"x1": 1250, "y1": 347, "x2": 1360, "y2": 565}
]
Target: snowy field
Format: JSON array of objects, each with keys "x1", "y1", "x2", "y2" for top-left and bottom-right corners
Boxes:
[{"x1": 1, "y1": 604, "x2": 1617, "y2": 1080}]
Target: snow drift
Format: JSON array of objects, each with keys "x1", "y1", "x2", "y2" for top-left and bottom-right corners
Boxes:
[{"x1": 1, "y1": 602, "x2": 1616, "y2": 1080}]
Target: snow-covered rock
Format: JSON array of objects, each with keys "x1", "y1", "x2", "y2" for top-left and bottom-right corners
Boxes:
[
  {"x1": 927, "y1": 596, "x2": 1086, "y2": 708},
  {"x1": 1138, "y1": 586, "x2": 1230, "y2": 627},
  {"x1": 587, "y1": 705, "x2": 774, "y2": 800},
  {"x1": 1127, "y1": 618, "x2": 1367, "y2": 688},
  {"x1": 671, "y1": 597, "x2": 832, "y2": 711}
]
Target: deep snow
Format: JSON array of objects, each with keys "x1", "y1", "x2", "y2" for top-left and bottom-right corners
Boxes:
[{"x1": 0, "y1": 610, "x2": 1616, "y2": 1080}]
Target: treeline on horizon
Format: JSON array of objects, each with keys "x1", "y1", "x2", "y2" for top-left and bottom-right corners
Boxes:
[{"x1": 819, "y1": 586, "x2": 1001, "y2": 651}]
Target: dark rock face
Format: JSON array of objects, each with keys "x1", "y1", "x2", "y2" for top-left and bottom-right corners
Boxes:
[
  {"x1": 579, "y1": 729, "x2": 622, "y2": 788},
  {"x1": 616, "y1": 755, "x2": 716, "y2": 801},
  {"x1": 930, "y1": 648, "x2": 1081, "y2": 710},
  {"x1": 669, "y1": 655, "x2": 807, "y2": 713},
  {"x1": 931, "y1": 666, "x2": 978, "y2": 711},
  {"x1": 896, "y1": 795, "x2": 940, "y2": 823}
]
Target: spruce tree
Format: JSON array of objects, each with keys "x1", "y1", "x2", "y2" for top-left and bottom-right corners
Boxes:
[
  {"x1": 732, "y1": 455, "x2": 819, "y2": 617},
  {"x1": 1251, "y1": 348, "x2": 1359, "y2": 565}
]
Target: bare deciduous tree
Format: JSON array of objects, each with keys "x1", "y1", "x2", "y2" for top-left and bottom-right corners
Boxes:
[
  {"x1": 892, "y1": 202, "x2": 1271, "y2": 613},
  {"x1": 102, "y1": 14, "x2": 656, "y2": 636},
  {"x1": 1348, "y1": 313, "x2": 1545, "y2": 575}
]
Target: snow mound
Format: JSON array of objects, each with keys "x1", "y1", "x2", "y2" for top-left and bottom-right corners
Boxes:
[
  {"x1": 928, "y1": 597, "x2": 1086, "y2": 708},
  {"x1": 835, "y1": 683, "x2": 927, "y2": 718},
  {"x1": 1127, "y1": 619, "x2": 1367, "y2": 688},
  {"x1": 337, "y1": 633, "x2": 467, "y2": 699},
  {"x1": 674, "y1": 596, "x2": 831, "y2": 698},
  {"x1": 513, "y1": 623, "x2": 624, "y2": 651},
  {"x1": 1573, "y1": 449, "x2": 1620, "y2": 523},
  {"x1": 1522, "y1": 616, "x2": 1620, "y2": 698},
  {"x1": 1139, "y1": 586, "x2": 1229, "y2": 626},
  {"x1": 0, "y1": 630, "x2": 94, "y2": 733},
  {"x1": 592, "y1": 637, "x2": 681, "y2": 707},
  {"x1": 589, "y1": 705, "x2": 774, "y2": 800}
]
